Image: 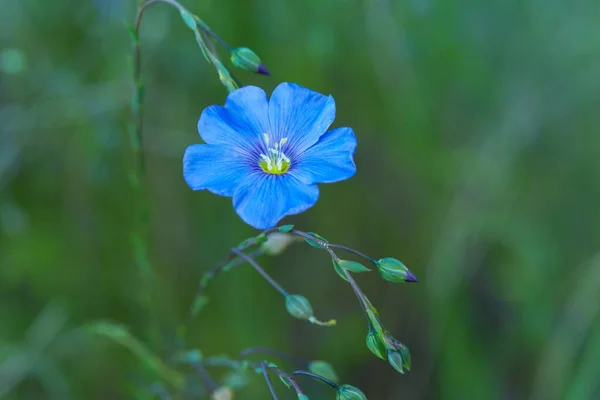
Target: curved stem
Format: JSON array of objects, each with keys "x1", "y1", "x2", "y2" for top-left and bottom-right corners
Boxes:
[
  {"x1": 290, "y1": 229, "x2": 328, "y2": 247},
  {"x1": 272, "y1": 368, "x2": 304, "y2": 395},
  {"x1": 327, "y1": 248, "x2": 370, "y2": 322},
  {"x1": 288, "y1": 228, "x2": 374, "y2": 323},
  {"x1": 342, "y1": 268, "x2": 371, "y2": 321},
  {"x1": 133, "y1": 0, "x2": 187, "y2": 164},
  {"x1": 290, "y1": 370, "x2": 339, "y2": 389},
  {"x1": 197, "y1": 21, "x2": 232, "y2": 51},
  {"x1": 231, "y1": 248, "x2": 288, "y2": 297},
  {"x1": 328, "y1": 244, "x2": 377, "y2": 263},
  {"x1": 192, "y1": 361, "x2": 219, "y2": 393},
  {"x1": 184, "y1": 228, "x2": 278, "y2": 333}
]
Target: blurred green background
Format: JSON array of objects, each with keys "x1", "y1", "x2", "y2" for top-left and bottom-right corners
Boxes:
[{"x1": 2, "y1": 0, "x2": 600, "y2": 398}]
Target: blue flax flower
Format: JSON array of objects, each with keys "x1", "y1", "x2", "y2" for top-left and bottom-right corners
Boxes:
[{"x1": 183, "y1": 82, "x2": 357, "y2": 229}]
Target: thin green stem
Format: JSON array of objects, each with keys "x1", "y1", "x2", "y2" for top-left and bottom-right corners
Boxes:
[
  {"x1": 192, "y1": 361, "x2": 219, "y2": 393},
  {"x1": 185, "y1": 228, "x2": 277, "y2": 328},
  {"x1": 290, "y1": 370, "x2": 340, "y2": 389},
  {"x1": 328, "y1": 244, "x2": 377, "y2": 263},
  {"x1": 288, "y1": 228, "x2": 375, "y2": 322},
  {"x1": 327, "y1": 248, "x2": 371, "y2": 322},
  {"x1": 261, "y1": 361, "x2": 279, "y2": 400},
  {"x1": 342, "y1": 268, "x2": 371, "y2": 319},
  {"x1": 231, "y1": 248, "x2": 288, "y2": 297},
  {"x1": 272, "y1": 368, "x2": 304, "y2": 395},
  {"x1": 196, "y1": 21, "x2": 232, "y2": 51},
  {"x1": 133, "y1": 0, "x2": 185, "y2": 166},
  {"x1": 290, "y1": 229, "x2": 377, "y2": 264},
  {"x1": 290, "y1": 229, "x2": 328, "y2": 247}
]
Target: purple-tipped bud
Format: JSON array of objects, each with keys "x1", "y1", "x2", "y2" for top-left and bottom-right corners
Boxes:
[
  {"x1": 257, "y1": 63, "x2": 270, "y2": 75},
  {"x1": 376, "y1": 258, "x2": 418, "y2": 283},
  {"x1": 405, "y1": 270, "x2": 419, "y2": 283},
  {"x1": 230, "y1": 47, "x2": 269, "y2": 76}
]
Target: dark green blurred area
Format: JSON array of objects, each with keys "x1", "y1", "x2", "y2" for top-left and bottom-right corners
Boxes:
[{"x1": 2, "y1": 0, "x2": 600, "y2": 398}]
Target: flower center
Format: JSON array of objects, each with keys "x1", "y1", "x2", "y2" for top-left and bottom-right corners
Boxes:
[{"x1": 258, "y1": 134, "x2": 291, "y2": 174}]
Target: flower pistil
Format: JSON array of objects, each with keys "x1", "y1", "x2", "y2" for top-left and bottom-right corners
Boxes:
[{"x1": 259, "y1": 134, "x2": 290, "y2": 174}]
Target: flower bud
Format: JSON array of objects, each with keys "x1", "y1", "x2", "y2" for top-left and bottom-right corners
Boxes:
[
  {"x1": 285, "y1": 295, "x2": 313, "y2": 320},
  {"x1": 230, "y1": 47, "x2": 270, "y2": 75},
  {"x1": 382, "y1": 333, "x2": 411, "y2": 371},
  {"x1": 309, "y1": 360, "x2": 338, "y2": 383},
  {"x1": 399, "y1": 343, "x2": 411, "y2": 371},
  {"x1": 211, "y1": 386, "x2": 234, "y2": 400},
  {"x1": 376, "y1": 258, "x2": 418, "y2": 283},
  {"x1": 297, "y1": 394, "x2": 309, "y2": 400},
  {"x1": 336, "y1": 384, "x2": 368, "y2": 400},
  {"x1": 261, "y1": 232, "x2": 295, "y2": 256},
  {"x1": 366, "y1": 330, "x2": 386, "y2": 360},
  {"x1": 387, "y1": 349, "x2": 405, "y2": 374}
]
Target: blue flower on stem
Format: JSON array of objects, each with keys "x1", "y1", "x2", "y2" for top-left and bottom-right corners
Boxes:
[{"x1": 183, "y1": 83, "x2": 357, "y2": 229}]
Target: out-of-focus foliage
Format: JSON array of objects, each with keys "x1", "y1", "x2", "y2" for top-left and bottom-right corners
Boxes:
[{"x1": 2, "y1": 0, "x2": 600, "y2": 398}]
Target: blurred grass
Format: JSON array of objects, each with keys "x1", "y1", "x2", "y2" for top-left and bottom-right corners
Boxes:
[{"x1": 1, "y1": 0, "x2": 600, "y2": 398}]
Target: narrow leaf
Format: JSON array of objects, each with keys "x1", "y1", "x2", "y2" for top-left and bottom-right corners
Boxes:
[
  {"x1": 303, "y1": 232, "x2": 328, "y2": 249},
  {"x1": 279, "y1": 224, "x2": 294, "y2": 233},
  {"x1": 337, "y1": 260, "x2": 371, "y2": 273},
  {"x1": 332, "y1": 259, "x2": 349, "y2": 282}
]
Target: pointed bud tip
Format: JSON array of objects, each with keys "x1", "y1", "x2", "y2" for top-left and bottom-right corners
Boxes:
[
  {"x1": 405, "y1": 270, "x2": 419, "y2": 282},
  {"x1": 257, "y1": 64, "x2": 270, "y2": 75}
]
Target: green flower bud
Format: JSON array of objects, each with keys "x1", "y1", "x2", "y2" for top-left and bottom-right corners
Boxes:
[
  {"x1": 308, "y1": 360, "x2": 338, "y2": 383},
  {"x1": 387, "y1": 349, "x2": 405, "y2": 374},
  {"x1": 399, "y1": 343, "x2": 411, "y2": 371},
  {"x1": 285, "y1": 295, "x2": 313, "y2": 320},
  {"x1": 211, "y1": 386, "x2": 234, "y2": 400},
  {"x1": 366, "y1": 330, "x2": 387, "y2": 360},
  {"x1": 297, "y1": 394, "x2": 309, "y2": 400},
  {"x1": 375, "y1": 258, "x2": 418, "y2": 283},
  {"x1": 261, "y1": 232, "x2": 295, "y2": 256},
  {"x1": 230, "y1": 47, "x2": 270, "y2": 75},
  {"x1": 336, "y1": 384, "x2": 367, "y2": 400}
]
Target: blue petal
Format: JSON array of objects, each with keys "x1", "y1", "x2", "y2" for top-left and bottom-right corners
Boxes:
[
  {"x1": 197, "y1": 86, "x2": 269, "y2": 152},
  {"x1": 183, "y1": 144, "x2": 250, "y2": 197},
  {"x1": 268, "y1": 83, "x2": 335, "y2": 154},
  {"x1": 233, "y1": 173, "x2": 319, "y2": 229},
  {"x1": 291, "y1": 127, "x2": 357, "y2": 184}
]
